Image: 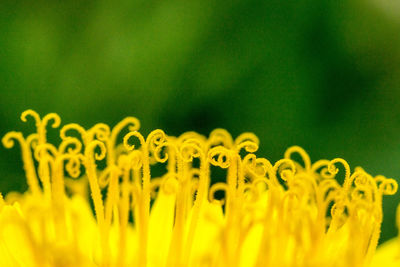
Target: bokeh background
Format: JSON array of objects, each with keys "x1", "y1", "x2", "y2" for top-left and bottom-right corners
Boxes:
[{"x1": 1, "y1": 0, "x2": 400, "y2": 242}]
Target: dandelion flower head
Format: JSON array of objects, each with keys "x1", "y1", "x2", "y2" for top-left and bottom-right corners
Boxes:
[{"x1": 0, "y1": 109, "x2": 398, "y2": 267}]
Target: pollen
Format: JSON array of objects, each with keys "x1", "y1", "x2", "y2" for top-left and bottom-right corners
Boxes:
[{"x1": 0, "y1": 109, "x2": 397, "y2": 267}]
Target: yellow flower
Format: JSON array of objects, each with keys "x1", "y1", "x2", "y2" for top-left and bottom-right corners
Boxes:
[{"x1": 0, "y1": 109, "x2": 398, "y2": 267}]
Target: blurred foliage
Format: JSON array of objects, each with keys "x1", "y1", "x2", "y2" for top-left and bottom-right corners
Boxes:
[{"x1": 1, "y1": 0, "x2": 400, "y2": 242}]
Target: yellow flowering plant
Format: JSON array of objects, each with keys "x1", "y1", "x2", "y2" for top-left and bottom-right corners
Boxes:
[{"x1": 0, "y1": 109, "x2": 398, "y2": 267}]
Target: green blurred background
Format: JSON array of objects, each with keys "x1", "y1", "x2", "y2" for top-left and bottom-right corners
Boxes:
[{"x1": 1, "y1": 0, "x2": 400, "y2": 242}]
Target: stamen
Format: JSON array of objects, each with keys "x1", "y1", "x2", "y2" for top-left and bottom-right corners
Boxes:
[
  {"x1": 2, "y1": 132, "x2": 41, "y2": 195},
  {"x1": 83, "y1": 140, "x2": 109, "y2": 265}
]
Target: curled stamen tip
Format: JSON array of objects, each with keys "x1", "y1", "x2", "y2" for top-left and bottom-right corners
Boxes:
[
  {"x1": 126, "y1": 117, "x2": 140, "y2": 131},
  {"x1": 20, "y1": 109, "x2": 39, "y2": 122},
  {"x1": 2, "y1": 132, "x2": 23, "y2": 148},
  {"x1": 380, "y1": 178, "x2": 398, "y2": 195},
  {"x1": 328, "y1": 166, "x2": 339, "y2": 175},
  {"x1": 44, "y1": 113, "x2": 62, "y2": 128},
  {"x1": 123, "y1": 133, "x2": 136, "y2": 151},
  {"x1": 154, "y1": 144, "x2": 169, "y2": 163},
  {"x1": 85, "y1": 140, "x2": 107, "y2": 161}
]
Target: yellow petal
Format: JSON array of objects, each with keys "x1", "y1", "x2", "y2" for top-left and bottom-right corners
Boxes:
[
  {"x1": 189, "y1": 201, "x2": 224, "y2": 267},
  {"x1": 371, "y1": 238, "x2": 400, "y2": 267},
  {"x1": 148, "y1": 191, "x2": 176, "y2": 266},
  {"x1": 0, "y1": 203, "x2": 37, "y2": 267}
]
